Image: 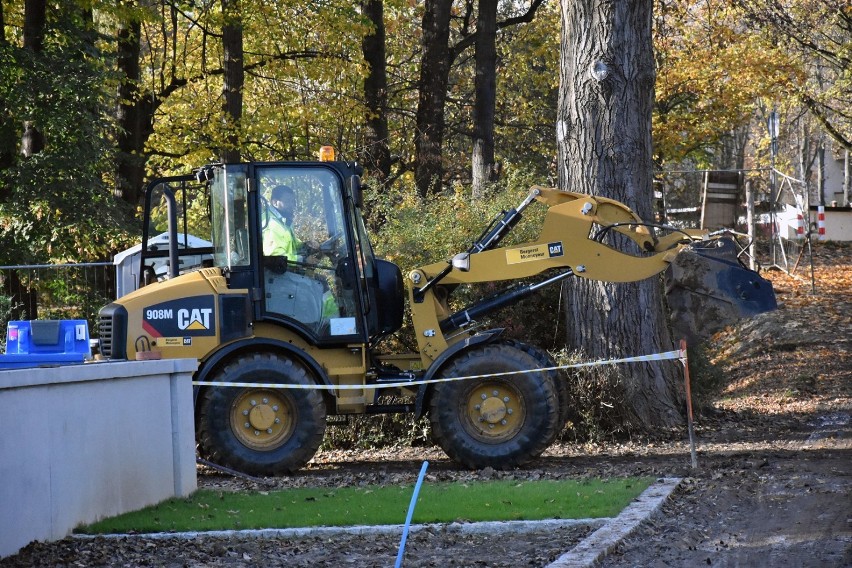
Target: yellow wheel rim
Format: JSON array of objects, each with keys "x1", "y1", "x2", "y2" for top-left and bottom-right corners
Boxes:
[
  {"x1": 462, "y1": 380, "x2": 525, "y2": 443},
  {"x1": 230, "y1": 388, "x2": 295, "y2": 450}
]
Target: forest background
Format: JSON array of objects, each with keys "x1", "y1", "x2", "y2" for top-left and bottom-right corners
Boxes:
[{"x1": 0, "y1": 0, "x2": 848, "y2": 437}]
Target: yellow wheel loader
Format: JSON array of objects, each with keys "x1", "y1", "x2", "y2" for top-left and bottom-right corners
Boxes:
[{"x1": 98, "y1": 152, "x2": 776, "y2": 475}]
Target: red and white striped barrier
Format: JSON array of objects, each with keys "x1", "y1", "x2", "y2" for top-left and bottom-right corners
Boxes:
[
  {"x1": 817, "y1": 205, "x2": 826, "y2": 240},
  {"x1": 796, "y1": 211, "x2": 805, "y2": 239}
]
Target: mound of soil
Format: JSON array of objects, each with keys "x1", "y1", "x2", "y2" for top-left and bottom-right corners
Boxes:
[{"x1": 3, "y1": 243, "x2": 850, "y2": 567}]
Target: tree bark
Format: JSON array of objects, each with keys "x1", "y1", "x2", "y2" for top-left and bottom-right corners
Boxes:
[
  {"x1": 115, "y1": 12, "x2": 151, "y2": 205},
  {"x1": 221, "y1": 0, "x2": 243, "y2": 163},
  {"x1": 360, "y1": 0, "x2": 392, "y2": 185},
  {"x1": 557, "y1": 0, "x2": 683, "y2": 428},
  {"x1": 415, "y1": 0, "x2": 545, "y2": 199},
  {"x1": 471, "y1": 0, "x2": 498, "y2": 198},
  {"x1": 21, "y1": 0, "x2": 46, "y2": 158},
  {"x1": 0, "y1": 1, "x2": 12, "y2": 171},
  {"x1": 414, "y1": 0, "x2": 453, "y2": 198},
  {"x1": 23, "y1": 0, "x2": 45, "y2": 52}
]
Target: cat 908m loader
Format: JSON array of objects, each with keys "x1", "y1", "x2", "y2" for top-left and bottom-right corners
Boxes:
[{"x1": 98, "y1": 150, "x2": 776, "y2": 475}]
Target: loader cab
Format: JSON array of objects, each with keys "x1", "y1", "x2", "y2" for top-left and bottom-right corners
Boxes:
[{"x1": 207, "y1": 160, "x2": 403, "y2": 344}]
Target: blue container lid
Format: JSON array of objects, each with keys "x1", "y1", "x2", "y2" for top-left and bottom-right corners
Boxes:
[
  {"x1": 0, "y1": 352, "x2": 86, "y2": 370},
  {"x1": 5, "y1": 320, "x2": 91, "y2": 357}
]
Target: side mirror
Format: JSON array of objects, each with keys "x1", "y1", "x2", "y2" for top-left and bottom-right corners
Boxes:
[
  {"x1": 349, "y1": 175, "x2": 363, "y2": 209},
  {"x1": 451, "y1": 252, "x2": 470, "y2": 272}
]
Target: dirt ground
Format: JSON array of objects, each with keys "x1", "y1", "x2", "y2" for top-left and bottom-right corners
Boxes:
[{"x1": 3, "y1": 243, "x2": 850, "y2": 567}]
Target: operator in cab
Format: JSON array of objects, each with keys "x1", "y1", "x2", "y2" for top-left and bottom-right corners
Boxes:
[
  {"x1": 261, "y1": 183, "x2": 338, "y2": 324},
  {"x1": 263, "y1": 184, "x2": 302, "y2": 260}
]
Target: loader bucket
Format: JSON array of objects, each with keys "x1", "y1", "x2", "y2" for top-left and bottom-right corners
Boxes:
[{"x1": 665, "y1": 237, "x2": 777, "y2": 344}]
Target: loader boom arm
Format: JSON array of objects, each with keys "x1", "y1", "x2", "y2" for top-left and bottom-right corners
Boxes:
[
  {"x1": 404, "y1": 185, "x2": 777, "y2": 365},
  {"x1": 409, "y1": 186, "x2": 706, "y2": 288},
  {"x1": 406, "y1": 186, "x2": 710, "y2": 363}
]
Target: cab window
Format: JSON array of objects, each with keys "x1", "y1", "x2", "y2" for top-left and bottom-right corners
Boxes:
[{"x1": 256, "y1": 166, "x2": 360, "y2": 340}]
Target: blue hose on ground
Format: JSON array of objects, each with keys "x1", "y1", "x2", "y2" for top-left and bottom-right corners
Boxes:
[{"x1": 395, "y1": 460, "x2": 429, "y2": 568}]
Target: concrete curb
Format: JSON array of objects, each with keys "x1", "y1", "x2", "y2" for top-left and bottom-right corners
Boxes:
[
  {"x1": 75, "y1": 517, "x2": 606, "y2": 541},
  {"x1": 546, "y1": 477, "x2": 682, "y2": 568}
]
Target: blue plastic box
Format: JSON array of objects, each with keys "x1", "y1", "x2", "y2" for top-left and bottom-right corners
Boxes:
[{"x1": 0, "y1": 320, "x2": 91, "y2": 369}]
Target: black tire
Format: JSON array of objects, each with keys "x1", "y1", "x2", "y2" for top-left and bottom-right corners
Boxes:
[
  {"x1": 504, "y1": 339, "x2": 575, "y2": 438},
  {"x1": 428, "y1": 342, "x2": 561, "y2": 469},
  {"x1": 197, "y1": 352, "x2": 326, "y2": 476}
]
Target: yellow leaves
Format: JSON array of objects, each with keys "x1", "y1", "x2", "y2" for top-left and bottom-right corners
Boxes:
[
  {"x1": 373, "y1": 180, "x2": 543, "y2": 271},
  {"x1": 28, "y1": 202, "x2": 63, "y2": 223},
  {"x1": 652, "y1": 0, "x2": 806, "y2": 163}
]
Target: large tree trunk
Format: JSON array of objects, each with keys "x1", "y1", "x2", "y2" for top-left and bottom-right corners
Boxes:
[
  {"x1": 115, "y1": 13, "x2": 149, "y2": 205},
  {"x1": 471, "y1": 0, "x2": 498, "y2": 198},
  {"x1": 414, "y1": 0, "x2": 452, "y2": 199},
  {"x1": 415, "y1": 0, "x2": 544, "y2": 199},
  {"x1": 220, "y1": 0, "x2": 243, "y2": 163},
  {"x1": 0, "y1": 1, "x2": 16, "y2": 171},
  {"x1": 557, "y1": 0, "x2": 682, "y2": 427},
  {"x1": 360, "y1": 0, "x2": 392, "y2": 185},
  {"x1": 21, "y1": 0, "x2": 46, "y2": 158}
]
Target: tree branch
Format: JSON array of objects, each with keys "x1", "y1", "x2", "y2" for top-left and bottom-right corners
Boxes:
[
  {"x1": 800, "y1": 93, "x2": 852, "y2": 151},
  {"x1": 450, "y1": 0, "x2": 546, "y2": 61}
]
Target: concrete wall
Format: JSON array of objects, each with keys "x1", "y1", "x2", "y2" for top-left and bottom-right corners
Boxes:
[
  {"x1": 0, "y1": 359, "x2": 198, "y2": 558},
  {"x1": 778, "y1": 205, "x2": 852, "y2": 241},
  {"x1": 814, "y1": 207, "x2": 852, "y2": 241}
]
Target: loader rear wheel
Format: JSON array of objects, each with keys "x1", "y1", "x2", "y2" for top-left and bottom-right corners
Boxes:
[
  {"x1": 428, "y1": 342, "x2": 561, "y2": 469},
  {"x1": 197, "y1": 352, "x2": 326, "y2": 476}
]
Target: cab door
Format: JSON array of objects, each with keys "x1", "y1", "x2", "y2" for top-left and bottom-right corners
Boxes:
[{"x1": 253, "y1": 164, "x2": 364, "y2": 343}]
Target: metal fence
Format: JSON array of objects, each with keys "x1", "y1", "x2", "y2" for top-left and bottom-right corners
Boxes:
[
  {"x1": 0, "y1": 262, "x2": 115, "y2": 342},
  {"x1": 655, "y1": 168, "x2": 815, "y2": 278},
  {"x1": 766, "y1": 170, "x2": 815, "y2": 276}
]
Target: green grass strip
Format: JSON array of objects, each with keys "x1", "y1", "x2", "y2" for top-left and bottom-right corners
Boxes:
[{"x1": 77, "y1": 477, "x2": 652, "y2": 534}]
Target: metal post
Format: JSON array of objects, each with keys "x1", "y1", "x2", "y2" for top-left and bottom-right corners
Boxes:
[
  {"x1": 818, "y1": 144, "x2": 826, "y2": 207},
  {"x1": 746, "y1": 180, "x2": 756, "y2": 271},
  {"x1": 768, "y1": 110, "x2": 780, "y2": 267},
  {"x1": 680, "y1": 339, "x2": 698, "y2": 470}
]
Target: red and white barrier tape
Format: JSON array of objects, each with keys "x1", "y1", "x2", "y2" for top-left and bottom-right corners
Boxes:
[{"x1": 193, "y1": 348, "x2": 686, "y2": 390}]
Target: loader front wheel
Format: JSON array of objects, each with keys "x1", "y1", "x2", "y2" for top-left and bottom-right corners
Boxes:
[
  {"x1": 505, "y1": 339, "x2": 576, "y2": 435},
  {"x1": 428, "y1": 342, "x2": 560, "y2": 469},
  {"x1": 197, "y1": 352, "x2": 326, "y2": 476}
]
